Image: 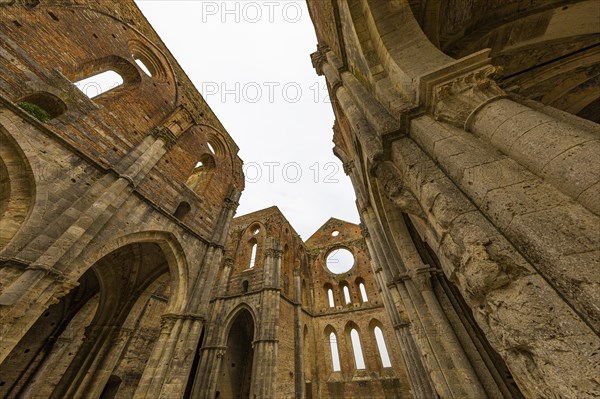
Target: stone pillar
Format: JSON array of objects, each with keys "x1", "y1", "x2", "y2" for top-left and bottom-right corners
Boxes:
[
  {"x1": 250, "y1": 279, "x2": 280, "y2": 398},
  {"x1": 360, "y1": 214, "x2": 448, "y2": 398},
  {"x1": 0, "y1": 132, "x2": 172, "y2": 364},
  {"x1": 192, "y1": 345, "x2": 227, "y2": 399},
  {"x1": 423, "y1": 58, "x2": 599, "y2": 215},
  {"x1": 50, "y1": 324, "x2": 117, "y2": 399},
  {"x1": 389, "y1": 133, "x2": 600, "y2": 397},
  {"x1": 416, "y1": 57, "x2": 600, "y2": 330},
  {"x1": 80, "y1": 327, "x2": 134, "y2": 398},
  {"x1": 189, "y1": 296, "x2": 228, "y2": 399},
  {"x1": 292, "y1": 269, "x2": 304, "y2": 399},
  {"x1": 134, "y1": 313, "x2": 204, "y2": 399},
  {"x1": 312, "y1": 50, "x2": 384, "y2": 166}
]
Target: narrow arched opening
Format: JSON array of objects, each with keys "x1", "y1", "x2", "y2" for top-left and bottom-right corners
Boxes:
[
  {"x1": 248, "y1": 240, "x2": 258, "y2": 269},
  {"x1": 186, "y1": 153, "x2": 216, "y2": 193},
  {"x1": 17, "y1": 92, "x2": 67, "y2": 121},
  {"x1": 373, "y1": 326, "x2": 392, "y2": 368},
  {"x1": 350, "y1": 328, "x2": 366, "y2": 370},
  {"x1": 99, "y1": 375, "x2": 122, "y2": 399},
  {"x1": 328, "y1": 331, "x2": 341, "y2": 372},
  {"x1": 215, "y1": 309, "x2": 255, "y2": 399},
  {"x1": 174, "y1": 201, "x2": 191, "y2": 219}
]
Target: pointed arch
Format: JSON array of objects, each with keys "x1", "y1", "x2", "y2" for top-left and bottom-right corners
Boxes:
[
  {"x1": 324, "y1": 326, "x2": 341, "y2": 372},
  {"x1": 73, "y1": 230, "x2": 189, "y2": 313},
  {"x1": 0, "y1": 124, "x2": 35, "y2": 253}
]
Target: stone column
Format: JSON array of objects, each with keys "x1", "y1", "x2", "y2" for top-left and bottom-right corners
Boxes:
[
  {"x1": 359, "y1": 219, "x2": 439, "y2": 399},
  {"x1": 423, "y1": 53, "x2": 599, "y2": 215},
  {"x1": 192, "y1": 345, "x2": 227, "y2": 399},
  {"x1": 389, "y1": 133, "x2": 600, "y2": 397},
  {"x1": 0, "y1": 131, "x2": 172, "y2": 364},
  {"x1": 134, "y1": 313, "x2": 204, "y2": 399},
  {"x1": 189, "y1": 297, "x2": 228, "y2": 399},
  {"x1": 79, "y1": 327, "x2": 134, "y2": 398},
  {"x1": 292, "y1": 269, "x2": 304, "y2": 399},
  {"x1": 50, "y1": 324, "x2": 117, "y2": 399},
  {"x1": 250, "y1": 282, "x2": 280, "y2": 398},
  {"x1": 415, "y1": 57, "x2": 600, "y2": 330},
  {"x1": 312, "y1": 49, "x2": 384, "y2": 167}
]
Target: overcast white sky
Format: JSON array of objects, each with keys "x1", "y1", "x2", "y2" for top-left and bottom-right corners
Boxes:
[{"x1": 135, "y1": 0, "x2": 359, "y2": 239}]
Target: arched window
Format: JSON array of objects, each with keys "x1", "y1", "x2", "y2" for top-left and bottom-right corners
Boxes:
[
  {"x1": 17, "y1": 92, "x2": 66, "y2": 122},
  {"x1": 249, "y1": 242, "x2": 257, "y2": 269},
  {"x1": 75, "y1": 70, "x2": 124, "y2": 98},
  {"x1": 186, "y1": 153, "x2": 216, "y2": 192},
  {"x1": 374, "y1": 327, "x2": 392, "y2": 368},
  {"x1": 134, "y1": 57, "x2": 153, "y2": 77},
  {"x1": 359, "y1": 282, "x2": 368, "y2": 302},
  {"x1": 350, "y1": 329, "x2": 366, "y2": 369},
  {"x1": 342, "y1": 285, "x2": 351, "y2": 304},
  {"x1": 327, "y1": 288, "x2": 335, "y2": 308},
  {"x1": 329, "y1": 332, "x2": 341, "y2": 372}
]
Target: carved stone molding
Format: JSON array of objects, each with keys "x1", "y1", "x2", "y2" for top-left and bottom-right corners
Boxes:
[
  {"x1": 375, "y1": 161, "x2": 425, "y2": 218},
  {"x1": 342, "y1": 160, "x2": 355, "y2": 175},
  {"x1": 223, "y1": 197, "x2": 239, "y2": 211},
  {"x1": 432, "y1": 65, "x2": 506, "y2": 129},
  {"x1": 151, "y1": 126, "x2": 177, "y2": 150},
  {"x1": 310, "y1": 45, "x2": 330, "y2": 76},
  {"x1": 265, "y1": 248, "x2": 283, "y2": 259},
  {"x1": 359, "y1": 223, "x2": 370, "y2": 239},
  {"x1": 161, "y1": 312, "x2": 205, "y2": 324}
]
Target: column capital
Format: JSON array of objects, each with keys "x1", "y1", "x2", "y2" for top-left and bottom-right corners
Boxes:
[
  {"x1": 359, "y1": 223, "x2": 370, "y2": 239},
  {"x1": 433, "y1": 65, "x2": 506, "y2": 129},
  {"x1": 265, "y1": 248, "x2": 283, "y2": 259},
  {"x1": 419, "y1": 50, "x2": 507, "y2": 129},
  {"x1": 223, "y1": 197, "x2": 239, "y2": 211},
  {"x1": 343, "y1": 160, "x2": 355, "y2": 175},
  {"x1": 310, "y1": 45, "x2": 330, "y2": 75},
  {"x1": 151, "y1": 126, "x2": 177, "y2": 150}
]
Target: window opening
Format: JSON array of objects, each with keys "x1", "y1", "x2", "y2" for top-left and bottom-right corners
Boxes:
[
  {"x1": 75, "y1": 70, "x2": 124, "y2": 98},
  {"x1": 134, "y1": 57, "x2": 153, "y2": 77},
  {"x1": 359, "y1": 283, "x2": 368, "y2": 302},
  {"x1": 329, "y1": 332, "x2": 341, "y2": 372},
  {"x1": 343, "y1": 286, "x2": 351, "y2": 304},
  {"x1": 350, "y1": 329, "x2": 366, "y2": 369},
  {"x1": 374, "y1": 327, "x2": 392, "y2": 368},
  {"x1": 327, "y1": 288, "x2": 335, "y2": 308},
  {"x1": 249, "y1": 243, "x2": 257, "y2": 269}
]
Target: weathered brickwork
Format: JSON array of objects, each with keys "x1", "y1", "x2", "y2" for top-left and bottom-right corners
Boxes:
[
  {"x1": 193, "y1": 208, "x2": 410, "y2": 398},
  {"x1": 0, "y1": 1, "x2": 243, "y2": 398}
]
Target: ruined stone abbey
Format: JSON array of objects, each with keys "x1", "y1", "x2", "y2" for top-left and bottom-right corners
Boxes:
[{"x1": 0, "y1": 0, "x2": 598, "y2": 398}]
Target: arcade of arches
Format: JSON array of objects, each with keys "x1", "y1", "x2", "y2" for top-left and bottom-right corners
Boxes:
[{"x1": 0, "y1": 1, "x2": 598, "y2": 398}]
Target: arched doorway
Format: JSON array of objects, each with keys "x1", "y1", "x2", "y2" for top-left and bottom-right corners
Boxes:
[
  {"x1": 0, "y1": 241, "x2": 174, "y2": 399},
  {"x1": 215, "y1": 309, "x2": 255, "y2": 399}
]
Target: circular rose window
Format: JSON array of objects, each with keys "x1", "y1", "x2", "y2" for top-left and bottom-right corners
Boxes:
[{"x1": 326, "y1": 248, "x2": 354, "y2": 274}]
